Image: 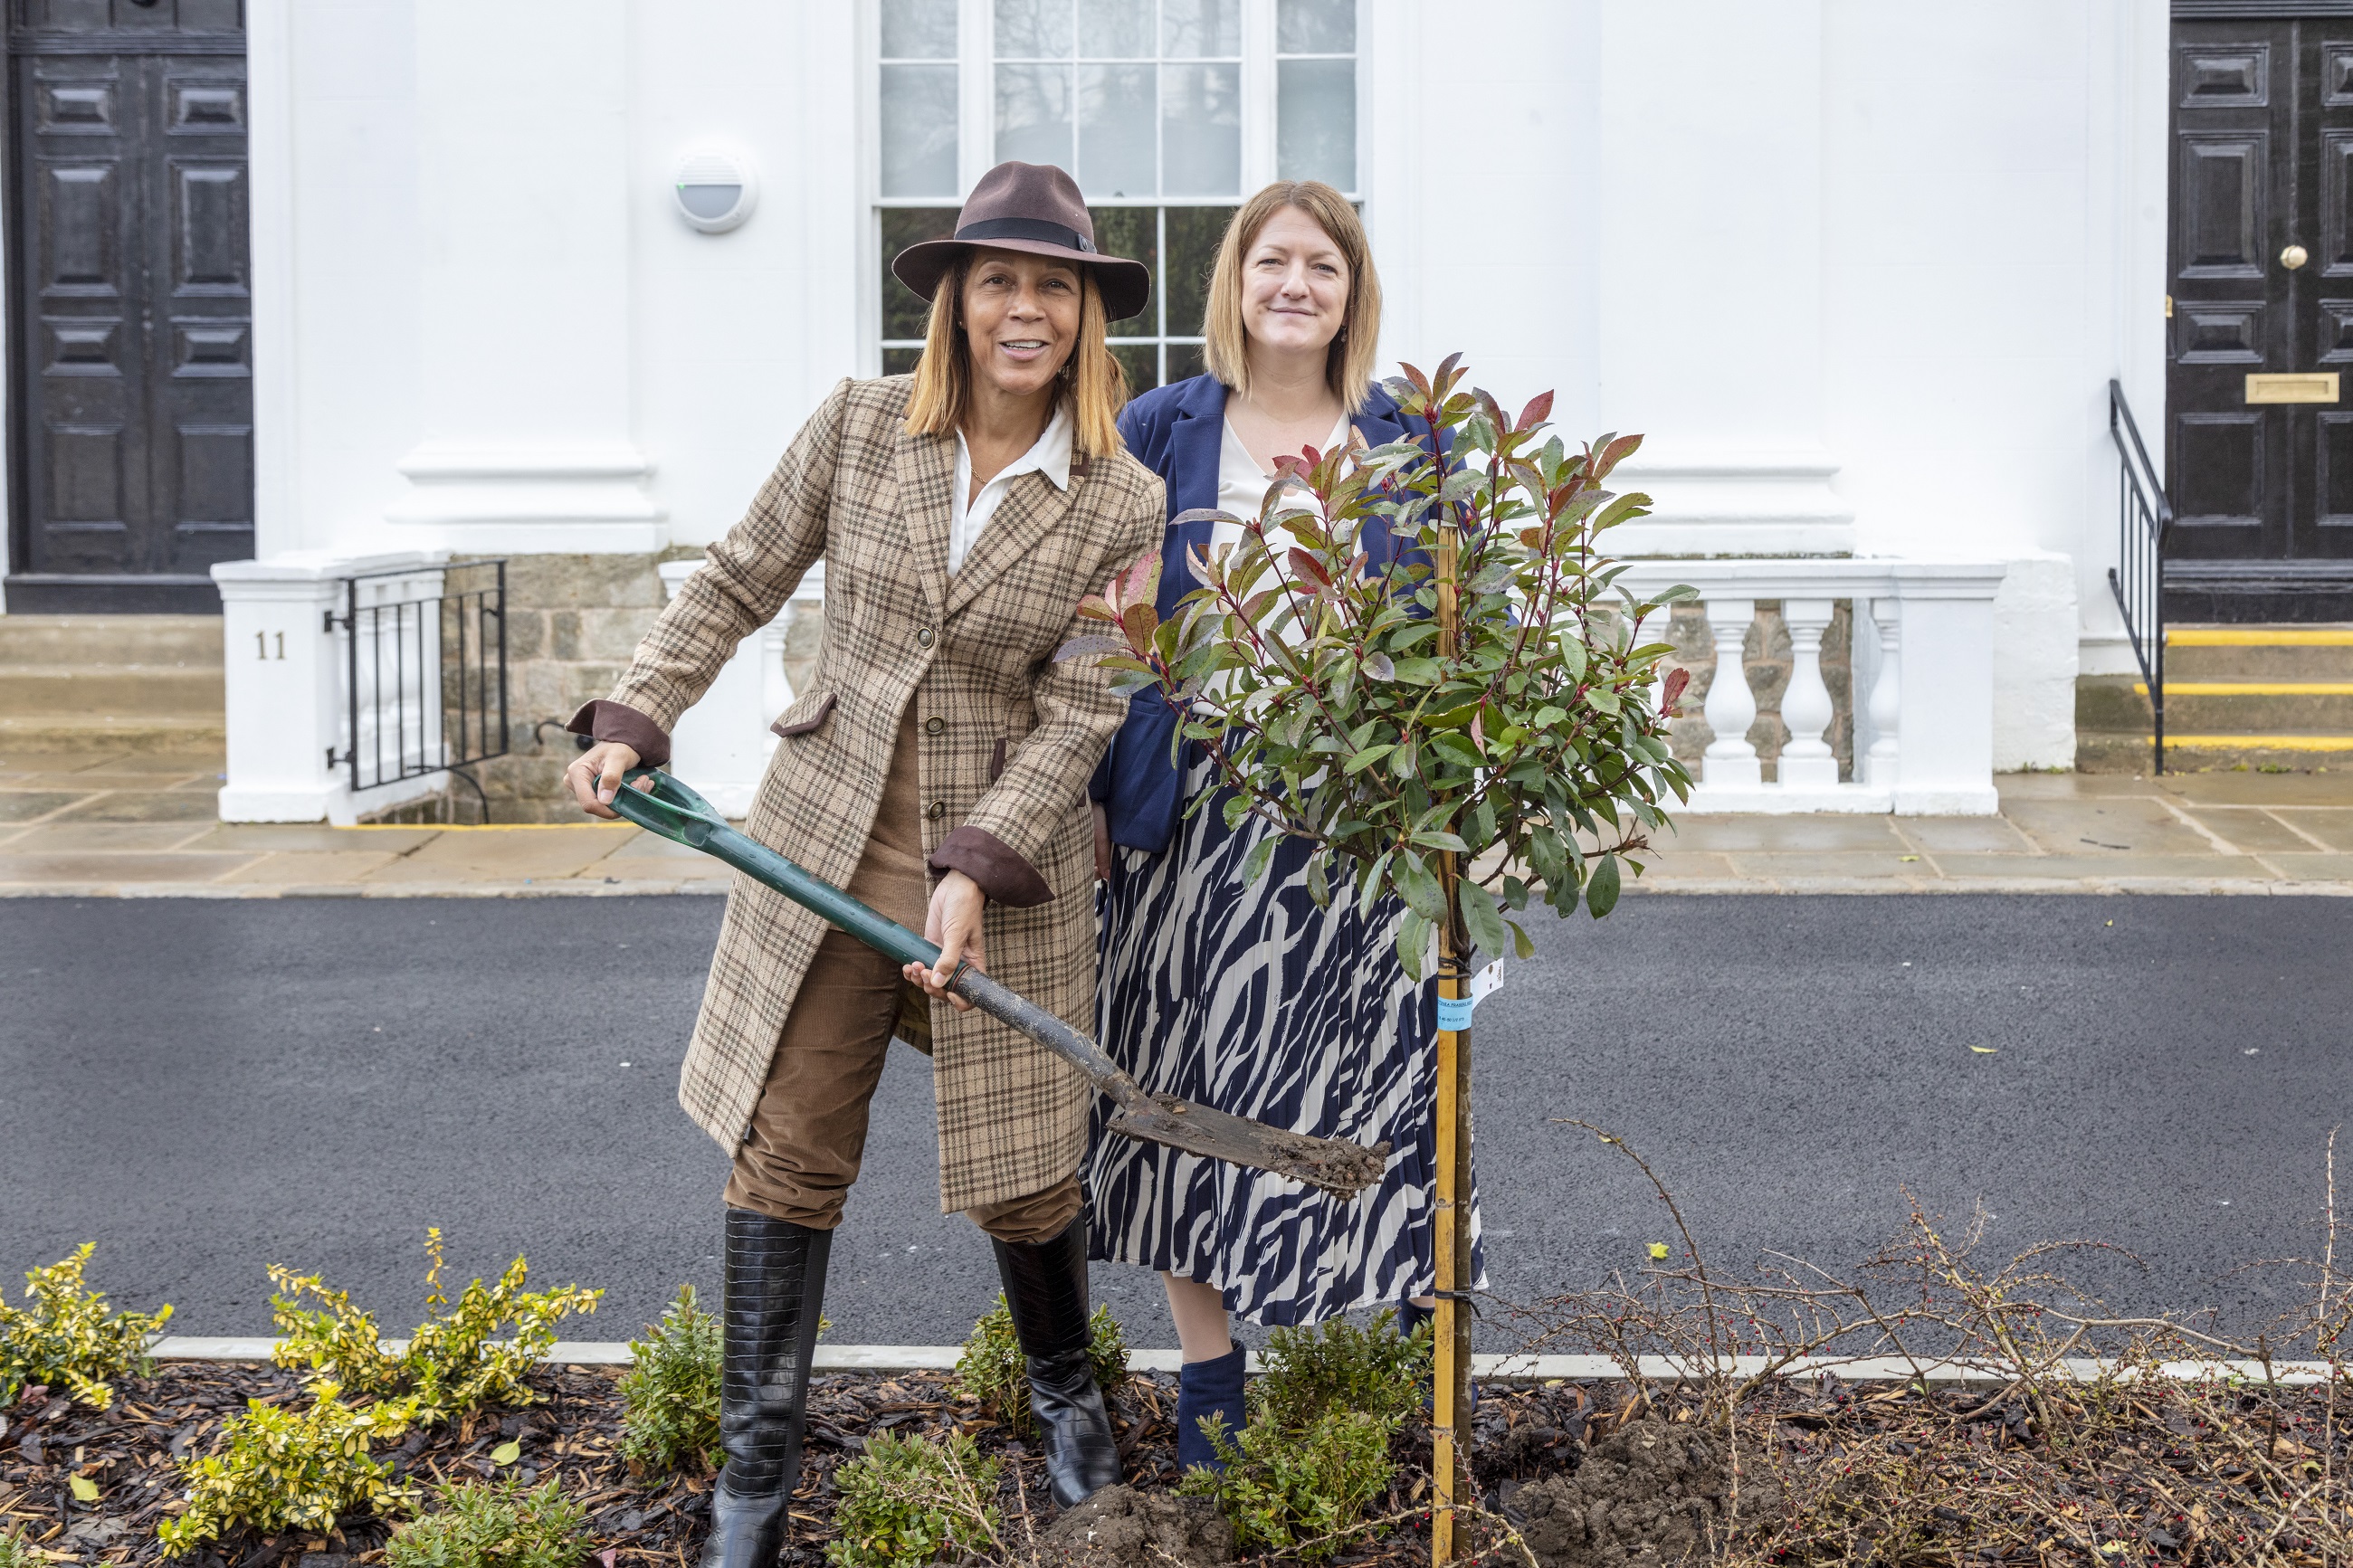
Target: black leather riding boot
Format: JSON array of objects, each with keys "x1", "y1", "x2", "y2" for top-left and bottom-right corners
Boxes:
[
  {"x1": 991, "y1": 1212, "x2": 1122, "y2": 1508},
  {"x1": 700, "y1": 1209, "x2": 830, "y2": 1568}
]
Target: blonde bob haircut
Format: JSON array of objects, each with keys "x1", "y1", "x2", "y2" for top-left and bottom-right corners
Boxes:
[
  {"x1": 902, "y1": 252, "x2": 1129, "y2": 457},
  {"x1": 1202, "y1": 182, "x2": 1382, "y2": 412}
]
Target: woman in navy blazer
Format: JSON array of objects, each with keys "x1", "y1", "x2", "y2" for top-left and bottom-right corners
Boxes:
[{"x1": 1083, "y1": 183, "x2": 1481, "y2": 1473}]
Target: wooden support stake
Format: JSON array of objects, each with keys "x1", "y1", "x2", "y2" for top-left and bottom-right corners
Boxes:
[{"x1": 1431, "y1": 492, "x2": 1467, "y2": 1566}]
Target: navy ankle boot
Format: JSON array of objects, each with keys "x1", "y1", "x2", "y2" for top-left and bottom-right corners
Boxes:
[{"x1": 1175, "y1": 1344, "x2": 1246, "y2": 1473}]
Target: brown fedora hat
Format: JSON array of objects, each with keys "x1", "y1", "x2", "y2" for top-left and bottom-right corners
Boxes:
[{"x1": 891, "y1": 161, "x2": 1151, "y2": 323}]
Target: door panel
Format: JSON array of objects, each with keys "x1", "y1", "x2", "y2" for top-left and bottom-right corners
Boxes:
[{"x1": 7, "y1": 2, "x2": 248, "y2": 611}]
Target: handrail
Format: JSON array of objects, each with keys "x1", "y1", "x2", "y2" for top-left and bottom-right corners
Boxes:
[{"x1": 2106, "y1": 379, "x2": 2167, "y2": 775}]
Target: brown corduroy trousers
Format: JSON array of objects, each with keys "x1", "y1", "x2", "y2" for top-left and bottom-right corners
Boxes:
[{"x1": 721, "y1": 707, "x2": 1081, "y2": 1245}]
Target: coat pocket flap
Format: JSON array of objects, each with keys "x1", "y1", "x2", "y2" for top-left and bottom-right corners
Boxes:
[{"x1": 770, "y1": 691, "x2": 837, "y2": 738}]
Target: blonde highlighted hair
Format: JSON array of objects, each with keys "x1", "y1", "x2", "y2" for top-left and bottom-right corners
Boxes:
[
  {"x1": 1201, "y1": 182, "x2": 1381, "y2": 412},
  {"x1": 902, "y1": 255, "x2": 1128, "y2": 456}
]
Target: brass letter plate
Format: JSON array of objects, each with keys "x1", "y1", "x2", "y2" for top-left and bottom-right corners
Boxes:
[{"x1": 2245, "y1": 372, "x2": 2341, "y2": 404}]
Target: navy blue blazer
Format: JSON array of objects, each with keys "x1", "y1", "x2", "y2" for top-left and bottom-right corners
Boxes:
[{"x1": 1089, "y1": 373, "x2": 1422, "y2": 853}]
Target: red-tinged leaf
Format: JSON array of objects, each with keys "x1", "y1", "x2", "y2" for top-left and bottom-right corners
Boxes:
[
  {"x1": 1185, "y1": 544, "x2": 1220, "y2": 588},
  {"x1": 1241, "y1": 588, "x2": 1282, "y2": 620},
  {"x1": 1119, "y1": 548, "x2": 1162, "y2": 607},
  {"x1": 1434, "y1": 350, "x2": 1464, "y2": 389},
  {"x1": 1054, "y1": 633, "x2": 1132, "y2": 663},
  {"x1": 1076, "y1": 594, "x2": 1118, "y2": 623},
  {"x1": 1120, "y1": 603, "x2": 1159, "y2": 651},
  {"x1": 1519, "y1": 527, "x2": 1546, "y2": 549},
  {"x1": 1662, "y1": 666, "x2": 1691, "y2": 712},
  {"x1": 1400, "y1": 361, "x2": 1433, "y2": 397},
  {"x1": 1597, "y1": 432, "x2": 1644, "y2": 474},
  {"x1": 1287, "y1": 547, "x2": 1334, "y2": 590},
  {"x1": 1518, "y1": 390, "x2": 1555, "y2": 431}
]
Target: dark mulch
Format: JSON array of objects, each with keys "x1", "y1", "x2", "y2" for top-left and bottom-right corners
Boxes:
[{"x1": 0, "y1": 1363, "x2": 1588, "y2": 1566}]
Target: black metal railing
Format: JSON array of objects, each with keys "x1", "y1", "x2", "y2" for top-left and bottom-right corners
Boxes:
[
  {"x1": 329, "y1": 559, "x2": 510, "y2": 819},
  {"x1": 2107, "y1": 379, "x2": 2169, "y2": 775}
]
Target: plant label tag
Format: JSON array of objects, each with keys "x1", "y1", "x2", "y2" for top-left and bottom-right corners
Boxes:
[
  {"x1": 1472, "y1": 956, "x2": 1505, "y2": 1004},
  {"x1": 1435, "y1": 959, "x2": 1504, "y2": 1032}
]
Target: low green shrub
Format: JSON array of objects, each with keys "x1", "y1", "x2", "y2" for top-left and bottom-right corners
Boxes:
[
  {"x1": 952, "y1": 1293, "x2": 1125, "y2": 1438},
  {"x1": 1183, "y1": 1407, "x2": 1396, "y2": 1560},
  {"x1": 617, "y1": 1285, "x2": 722, "y2": 1475},
  {"x1": 1253, "y1": 1307, "x2": 1430, "y2": 1433},
  {"x1": 824, "y1": 1429, "x2": 1003, "y2": 1568},
  {"x1": 1178, "y1": 1311, "x2": 1428, "y2": 1559},
  {"x1": 0, "y1": 1525, "x2": 36, "y2": 1568},
  {"x1": 0, "y1": 1243, "x2": 173, "y2": 1410},
  {"x1": 385, "y1": 1477, "x2": 590, "y2": 1568},
  {"x1": 157, "y1": 1382, "x2": 423, "y2": 1557},
  {"x1": 269, "y1": 1228, "x2": 601, "y2": 1424}
]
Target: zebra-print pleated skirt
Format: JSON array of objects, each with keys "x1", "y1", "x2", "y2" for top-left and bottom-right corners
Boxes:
[{"x1": 1084, "y1": 749, "x2": 1485, "y2": 1326}]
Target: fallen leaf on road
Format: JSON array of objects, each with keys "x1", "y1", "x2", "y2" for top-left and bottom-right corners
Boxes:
[{"x1": 1968, "y1": 1046, "x2": 1999, "y2": 1055}]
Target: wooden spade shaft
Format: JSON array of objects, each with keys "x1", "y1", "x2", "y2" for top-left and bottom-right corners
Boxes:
[{"x1": 607, "y1": 768, "x2": 1388, "y2": 1200}]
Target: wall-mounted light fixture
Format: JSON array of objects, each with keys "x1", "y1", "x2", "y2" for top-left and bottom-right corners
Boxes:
[{"x1": 673, "y1": 147, "x2": 757, "y2": 234}]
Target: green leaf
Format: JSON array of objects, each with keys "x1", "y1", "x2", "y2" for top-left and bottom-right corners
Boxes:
[
  {"x1": 491, "y1": 1440, "x2": 522, "y2": 1466},
  {"x1": 1305, "y1": 852, "x2": 1332, "y2": 909},
  {"x1": 1358, "y1": 850, "x2": 1394, "y2": 917},
  {"x1": 1342, "y1": 744, "x2": 1396, "y2": 775},
  {"x1": 70, "y1": 1475, "x2": 99, "y2": 1503},
  {"x1": 1409, "y1": 830, "x2": 1470, "y2": 853},
  {"x1": 1240, "y1": 834, "x2": 1278, "y2": 888},
  {"x1": 1456, "y1": 879, "x2": 1510, "y2": 959},
  {"x1": 1586, "y1": 854, "x2": 1622, "y2": 918},
  {"x1": 1508, "y1": 919, "x2": 1537, "y2": 960},
  {"x1": 1392, "y1": 851, "x2": 1448, "y2": 922},
  {"x1": 1430, "y1": 731, "x2": 1484, "y2": 769},
  {"x1": 1390, "y1": 657, "x2": 1443, "y2": 686},
  {"x1": 1395, "y1": 910, "x2": 1432, "y2": 981}
]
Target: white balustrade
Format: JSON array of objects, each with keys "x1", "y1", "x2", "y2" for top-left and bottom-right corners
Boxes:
[{"x1": 1615, "y1": 559, "x2": 2005, "y2": 815}]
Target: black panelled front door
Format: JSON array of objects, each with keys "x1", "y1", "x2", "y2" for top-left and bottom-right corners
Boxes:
[
  {"x1": 5, "y1": 0, "x2": 248, "y2": 614},
  {"x1": 2168, "y1": 12, "x2": 2353, "y2": 620}
]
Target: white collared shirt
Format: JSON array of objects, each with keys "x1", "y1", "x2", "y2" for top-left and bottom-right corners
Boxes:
[
  {"x1": 950, "y1": 402, "x2": 1073, "y2": 576},
  {"x1": 1213, "y1": 412, "x2": 1351, "y2": 556}
]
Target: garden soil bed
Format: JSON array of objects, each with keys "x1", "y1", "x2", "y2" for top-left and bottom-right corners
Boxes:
[{"x1": 2, "y1": 1361, "x2": 2345, "y2": 1565}]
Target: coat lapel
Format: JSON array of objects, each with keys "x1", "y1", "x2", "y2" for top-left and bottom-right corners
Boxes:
[
  {"x1": 895, "y1": 425, "x2": 956, "y2": 620},
  {"x1": 946, "y1": 464, "x2": 1080, "y2": 618}
]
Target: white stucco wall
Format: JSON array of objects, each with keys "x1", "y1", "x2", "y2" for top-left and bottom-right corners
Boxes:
[{"x1": 240, "y1": 0, "x2": 2175, "y2": 771}]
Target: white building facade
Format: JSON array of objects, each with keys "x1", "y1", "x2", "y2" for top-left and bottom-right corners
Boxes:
[{"x1": 3, "y1": 1, "x2": 2186, "y2": 822}]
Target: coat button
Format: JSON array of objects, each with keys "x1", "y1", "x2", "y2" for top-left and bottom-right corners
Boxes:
[
  {"x1": 928, "y1": 800, "x2": 947, "y2": 821},
  {"x1": 916, "y1": 626, "x2": 935, "y2": 649},
  {"x1": 924, "y1": 716, "x2": 945, "y2": 736}
]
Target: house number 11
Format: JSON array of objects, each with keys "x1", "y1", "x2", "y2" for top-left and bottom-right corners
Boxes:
[{"x1": 256, "y1": 631, "x2": 285, "y2": 660}]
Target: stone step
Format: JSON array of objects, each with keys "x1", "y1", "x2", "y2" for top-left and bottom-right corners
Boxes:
[
  {"x1": 0, "y1": 613, "x2": 223, "y2": 668},
  {"x1": 0, "y1": 664, "x2": 224, "y2": 717},
  {"x1": 0, "y1": 712, "x2": 225, "y2": 753},
  {"x1": 2140, "y1": 682, "x2": 2353, "y2": 731},
  {"x1": 2077, "y1": 727, "x2": 2353, "y2": 774},
  {"x1": 2164, "y1": 624, "x2": 2353, "y2": 681}
]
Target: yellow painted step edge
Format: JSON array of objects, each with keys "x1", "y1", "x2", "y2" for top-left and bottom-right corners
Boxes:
[
  {"x1": 2167, "y1": 627, "x2": 2353, "y2": 646},
  {"x1": 2136, "y1": 681, "x2": 2353, "y2": 695},
  {"x1": 2154, "y1": 735, "x2": 2353, "y2": 751}
]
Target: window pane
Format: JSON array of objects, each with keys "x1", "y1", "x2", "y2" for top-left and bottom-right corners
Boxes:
[
  {"x1": 997, "y1": 62, "x2": 1074, "y2": 168},
  {"x1": 1110, "y1": 341, "x2": 1159, "y2": 394},
  {"x1": 881, "y1": 0, "x2": 956, "y2": 58},
  {"x1": 995, "y1": 0, "x2": 1072, "y2": 57},
  {"x1": 1168, "y1": 340, "x2": 1209, "y2": 384},
  {"x1": 1277, "y1": 58, "x2": 1355, "y2": 189},
  {"x1": 1077, "y1": 62, "x2": 1155, "y2": 196},
  {"x1": 881, "y1": 207, "x2": 959, "y2": 343},
  {"x1": 880, "y1": 64, "x2": 958, "y2": 198},
  {"x1": 883, "y1": 347, "x2": 924, "y2": 375},
  {"x1": 1163, "y1": 0, "x2": 1239, "y2": 58},
  {"x1": 1089, "y1": 206, "x2": 1158, "y2": 337},
  {"x1": 1162, "y1": 62, "x2": 1239, "y2": 195},
  {"x1": 1078, "y1": 0, "x2": 1152, "y2": 58},
  {"x1": 1276, "y1": 0, "x2": 1354, "y2": 52},
  {"x1": 1164, "y1": 204, "x2": 1234, "y2": 338}
]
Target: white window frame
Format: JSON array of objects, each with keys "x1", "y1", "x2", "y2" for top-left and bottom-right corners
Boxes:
[{"x1": 864, "y1": 0, "x2": 1367, "y2": 381}]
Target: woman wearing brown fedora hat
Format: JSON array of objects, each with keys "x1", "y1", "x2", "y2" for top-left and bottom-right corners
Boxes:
[{"x1": 563, "y1": 160, "x2": 1161, "y2": 1563}]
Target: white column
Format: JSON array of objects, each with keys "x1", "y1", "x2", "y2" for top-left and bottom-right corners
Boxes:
[
  {"x1": 1598, "y1": 2, "x2": 1850, "y2": 555},
  {"x1": 1890, "y1": 565, "x2": 2005, "y2": 815},
  {"x1": 1777, "y1": 598, "x2": 1840, "y2": 790},
  {"x1": 1696, "y1": 598, "x2": 1761, "y2": 792},
  {"x1": 212, "y1": 552, "x2": 447, "y2": 823},
  {"x1": 385, "y1": 0, "x2": 662, "y2": 552},
  {"x1": 1864, "y1": 596, "x2": 1901, "y2": 790}
]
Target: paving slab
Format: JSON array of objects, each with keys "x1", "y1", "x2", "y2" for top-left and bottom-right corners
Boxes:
[
  {"x1": 1654, "y1": 814, "x2": 1907, "y2": 851},
  {"x1": 0, "y1": 851, "x2": 259, "y2": 884},
  {"x1": 1721, "y1": 850, "x2": 1922, "y2": 879},
  {"x1": 2248, "y1": 851, "x2": 2353, "y2": 881},
  {"x1": 179, "y1": 822, "x2": 441, "y2": 853},
  {"x1": 1892, "y1": 816, "x2": 2036, "y2": 852},
  {"x1": 0, "y1": 790, "x2": 84, "y2": 822},
  {"x1": 217, "y1": 851, "x2": 409, "y2": 884},
  {"x1": 52, "y1": 788, "x2": 223, "y2": 822},
  {"x1": 357, "y1": 823, "x2": 639, "y2": 882},
  {"x1": 2272, "y1": 807, "x2": 2353, "y2": 851},
  {"x1": 2176, "y1": 807, "x2": 2320, "y2": 854},
  {"x1": 5, "y1": 821, "x2": 217, "y2": 851},
  {"x1": 2156, "y1": 771, "x2": 2353, "y2": 806},
  {"x1": 1999, "y1": 798, "x2": 2224, "y2": 857},
  {"x1": 1929, "y1": 852, "x2": 2267, "y2": 881},
  {"x1": 1996, "y1": 773, "x2": 2160, "y2": 799}
]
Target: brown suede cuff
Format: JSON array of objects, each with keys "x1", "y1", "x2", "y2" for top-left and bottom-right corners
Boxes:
[
  {"x1": 566, "y1": 698, "x2": 672, "y2": 768},
  {"x1": 929, "y1": 825, "x2": 1054, "y2": 908}
]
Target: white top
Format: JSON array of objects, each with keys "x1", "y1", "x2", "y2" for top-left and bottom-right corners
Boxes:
[
  {"x1": 949, "y1": 402, "x2": 1073, "y2": 575},
  {"x1": 1213, "y1": 412, "x2": 1352, "y2": 556}
]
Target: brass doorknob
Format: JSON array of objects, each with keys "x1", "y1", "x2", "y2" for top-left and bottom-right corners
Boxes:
[{"x1": 2283, "y1": 243, "x2": 2310, "y2": 270}]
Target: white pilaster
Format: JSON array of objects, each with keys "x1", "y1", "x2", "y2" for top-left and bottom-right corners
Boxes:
[
  {"x1": 1864, "y1": 597, "x2": 1901, "y2": 791},
  {"x1": 1889, "y1": 565, "x2": 2004, "y2": 816},
  {"x1": 386, "y1": 0, "x2": 661, "y2": 553}
]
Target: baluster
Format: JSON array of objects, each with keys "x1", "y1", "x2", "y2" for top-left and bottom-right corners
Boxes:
[
  {"x1": 1700, "y1": 598, "x2": 1762, "y2": 788},
  {"x1": 1865, "y1": 597, "x2": 1900, "y2": 790},
  {"x1": 1778, "y1": 598, "x2": 1839, "y2": 789}
]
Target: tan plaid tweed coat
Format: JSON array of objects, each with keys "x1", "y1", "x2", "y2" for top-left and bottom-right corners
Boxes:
[{"x1": 593, "y1": 376, "x2": 1162, "y2": 1214}]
